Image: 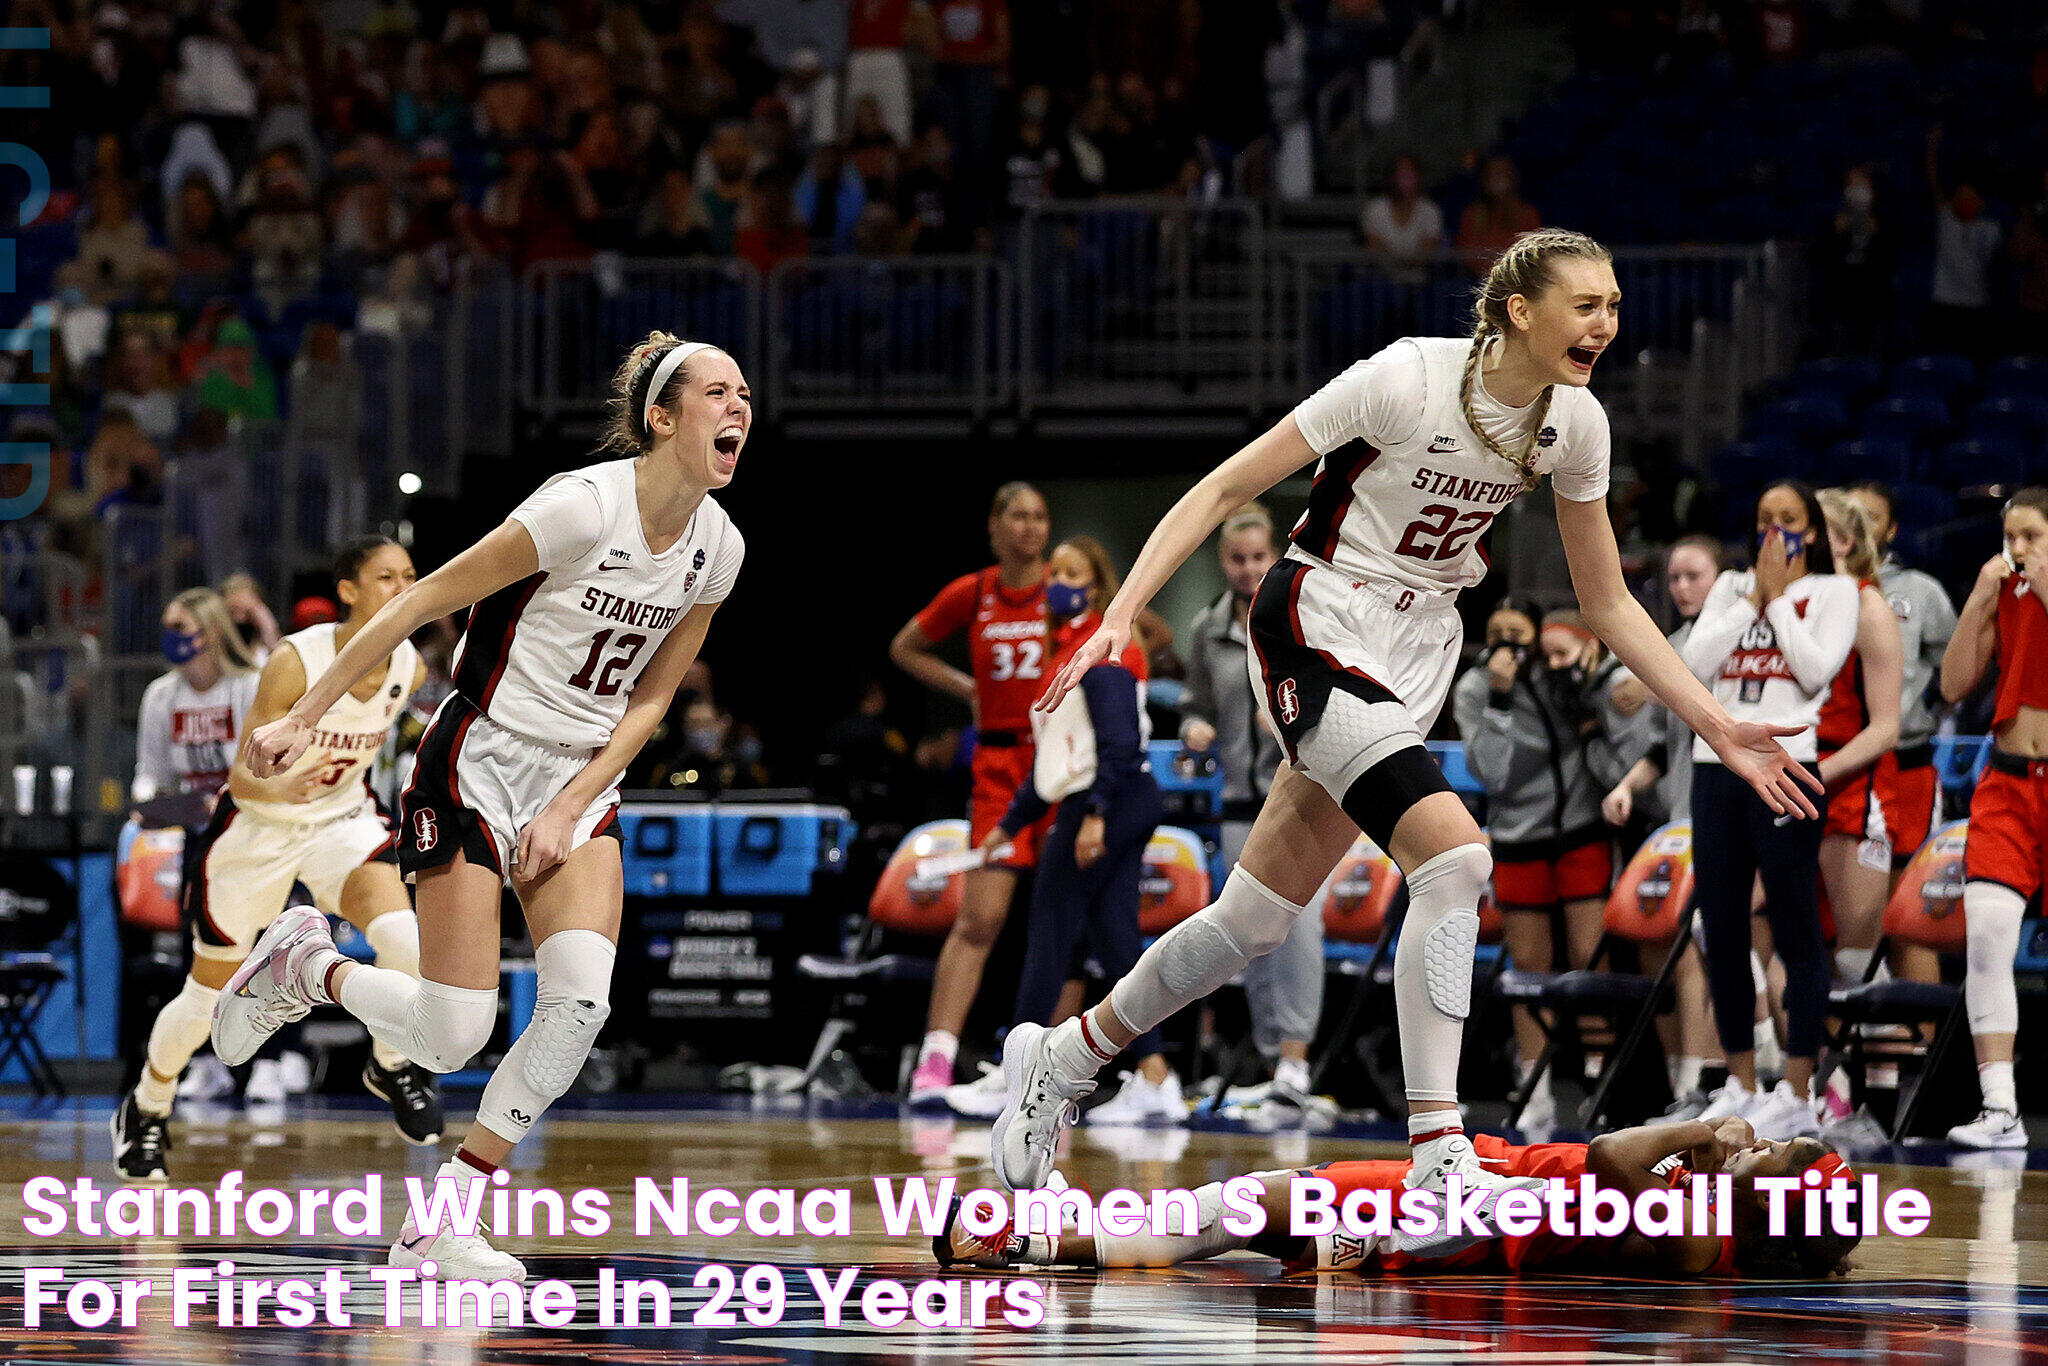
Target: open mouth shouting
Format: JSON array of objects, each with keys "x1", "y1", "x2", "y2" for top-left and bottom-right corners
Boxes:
[
  {"x1": 713, "y1": 427, "x2": 744, "y2": 470},
  {"x1": 1565, "y1": 345, "x2": 1603, "y2": 374}
]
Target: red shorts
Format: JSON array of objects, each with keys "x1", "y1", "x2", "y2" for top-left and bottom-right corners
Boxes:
[
  {"x1": 1822, "y1": 753, "x2": 1891, "y2": 845},
  {"x1": 1965, "y1": 759, "x2": 2048, "y2": 900},
  {"x1": 1494, "y1": 838, "x2": 1613, "y2": 911},
  {"x1": 1881, "y1": 755, "x2": 1939, "y2": 867},
  {"x1": 969, "y1": 744, "x2": 1044, "y2": 871}
]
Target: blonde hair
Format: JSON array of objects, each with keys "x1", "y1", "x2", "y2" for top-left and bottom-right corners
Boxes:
[
  {"x1": 601, "y1": 331, "x2": 726, "y2": 455},
  {"x1": 1221, "y1": 502, "x2": 1276, "y2": 545},
  {"x1": 1460, "y1": 228, "x2": 1613, "y2": 490},
  {"x1": 168, "y1": 587, "x2": 257, "y2": 675},
  {"x1": 1819, "y1": 489, "x2": 1880, "y2": 580}
]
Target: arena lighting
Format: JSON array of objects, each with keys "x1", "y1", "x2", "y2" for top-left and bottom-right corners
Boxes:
[{"x1": 398, "y1": 472, "x2": 423, "y2": 496}]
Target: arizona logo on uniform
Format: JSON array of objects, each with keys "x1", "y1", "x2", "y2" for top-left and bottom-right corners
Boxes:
[
  {"x1": 1278, "y1": 679, "x2": 1300, "y2": 724},
  {"x1": 412, "y1": 809, "x2": 439, "y2": 851}
]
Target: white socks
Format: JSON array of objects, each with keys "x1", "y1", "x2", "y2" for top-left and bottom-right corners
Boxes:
[
  {"x1": 921, "y1": 1030, "x2": 958, "y2": 1065},
  {"x1": 1980, "y1": 1060, "x2": 2018, "y2": 1115},
  {"x1": 138, "y1": 978, "x2": 220, "y2": 1115}
]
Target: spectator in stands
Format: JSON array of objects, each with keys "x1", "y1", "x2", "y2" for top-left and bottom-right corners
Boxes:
[
  {"x1": 82, "y1": 410, "x2": 162, "y2": 514},
  {"x1": 795, "y1": 144, "x2": 869, "y2": 253},
  {"x1": 1456, "y1": 154, "x2": 1542, "y2": 277},
  {"x1": 243, "y1": 148, "x2": 325, "y2": 315},
  {"x1": 1685, "y1": 482, "x2": 1855, "y2": 1140},
  {"x1": 326, "y1": 161, "x2": 406, "y2": 278},
  {"x1": 191, "y1": 318, "x2": 278, "y2": 424},
  {"x1": 775, "y1": 48, "x2": 841, "y2": 153},
  {"x1": 694, "y1": 122, "x2": 757, "y2": 257},
  {"x1": 172, "y1": 409, "x2": 248, "y2": 586},
  {"x1": 846, "y1": 0, "x2": 920, "y2": 147},
  {"x1": 1607, "y1": 535, "x2": 1724, "y2": 828},
  {"x1": 924, "y1": 0, "x2": 1009, "y2": 223},
  {"x1": 736, "y1": 167, "x2": 812, "y2": 276},
  {"x1": 57, "y1": 178, "x2": 157, "y2": 305},
  {"x1": 897, "y1": 124, "x2": 973, "y2": 253},
  {"x1": 1454, "y1": 604, "x2": 1645, "y2": 1130},
  {"x1": 853, "y1": 202, "x2": 905, "y2": 256},
  {"x1": 287, "y1": 324, "x2": 365, "y2": 540},
  {"x1": 474, "y1": 32, "x2": 542, "y2": 147},
  {"x1": 168, "y1": 172, "x2": 239, "y2": 291},
  {"x1": 218, "y1": 572, "x2": 283, "y2": 659},
  {"x1": 1924, "y1": 125, "x2": 2003, "y2": 360},
  {"x1": 636, "y1": 168, "x2": 714, "y2": 258},
  {"x1": 395, "y1": 150, "x2": 488, "y2": 293},
  {"x1": 103, "y1": 334, "x2": 182, "y2": 446},
  {"x1": 159, "y1": 118, "x2": 234, "y2": 223},
  {"x1": 749, "y1": 95, "x2": 804, "y2": 178},
  {"x1": 1058, "y1": 80, "x2": 1121, "y2": 199},
  {"x1": 110, "y1": 255, "x2": 193, "y2": 361},
  {"x1": 1110, "y1": 73, "x2": 1185, "y2": 195},
  {"x1": 481, "y1": 142, "x2": 600, "y2": 271},
  {"x1": 1180, "y1": 505, "x2": 1325, "y2": 1107},
  {"x1": 1362, "y1": 153, "x2": 1444, "y2": 285},
  {"x1": 1814, "y1": 167, "x2": 1895, "y2": 356},
  {"x1": 680, "y1": 699, "x2": 771, "y2": 791},
  {"x1": 1000, "y1": 86, "x2": 1061, "y2": 223},
  {"x1": 847, "y1": 95, "x2": 903, "y2": 198},
  {"x1": 566, "y1": 108, "x2": 638, "y2": 252}
]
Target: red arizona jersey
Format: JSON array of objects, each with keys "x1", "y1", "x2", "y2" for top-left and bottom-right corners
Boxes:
[
  {"x1": 1993, "y1": 578, "x2": 2048, "y2": 734},
  {"x1": 914, "y1": 566, "x2": 1048, "y2": 734},
  {"x1": 1817, "y1": 578, "x2": 1875, "y2": 750}
]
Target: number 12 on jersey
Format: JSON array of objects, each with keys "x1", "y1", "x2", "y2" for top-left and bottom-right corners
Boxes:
[{"x1": 569, "y1": 629, "x2": 647, "y2": 696}]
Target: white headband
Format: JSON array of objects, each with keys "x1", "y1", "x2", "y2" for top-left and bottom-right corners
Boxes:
[{"x1": 641, "y1": 342, "x2": 716, "y2": 433}]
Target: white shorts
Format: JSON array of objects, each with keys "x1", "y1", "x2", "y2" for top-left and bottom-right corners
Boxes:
[
  {"x1": 188, "y1": 796, "x2": 399, "y2": 962},
  {"x1": 1247, "y1": 550, "x2": 1464, "y2": 806},
  {"x1": 399, "y1": 692, "x2": 621, "y2": 881}
]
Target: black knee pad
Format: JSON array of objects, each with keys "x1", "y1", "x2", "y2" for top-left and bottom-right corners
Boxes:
[{"x1": 1341, "y1": 745, "x2": 1453, "y2": 850}]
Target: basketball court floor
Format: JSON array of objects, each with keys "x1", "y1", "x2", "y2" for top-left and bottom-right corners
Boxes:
[{"x1": 1, "y1": 1093, "x2": 2043, "y2": 1364}]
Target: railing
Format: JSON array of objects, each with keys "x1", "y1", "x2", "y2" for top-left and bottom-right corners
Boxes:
[{"x1": 764, "y1": 256, "x2": 1011, "y2": 418}]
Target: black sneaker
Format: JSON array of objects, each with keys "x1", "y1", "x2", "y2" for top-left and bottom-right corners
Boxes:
[
  {"x1": 111, "y1": 1092, "x2": 170, "y2": 1181},
  {"x1": 363, "y1": 1058, "x2": 444, "y2": 1145}
]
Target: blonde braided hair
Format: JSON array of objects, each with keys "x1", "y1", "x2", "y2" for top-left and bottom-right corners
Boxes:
[{"x1": 1458, "y1": 228, "x2": 1612, "y2": 491}]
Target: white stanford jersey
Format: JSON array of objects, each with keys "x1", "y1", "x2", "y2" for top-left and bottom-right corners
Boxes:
[
  {"x1": 132, "y1": 668, "x2": 261, "y2": 801},
  {"x1": 241, "y1": 622, "x2": 419, "y2": 823},
  {"x1": 1288, "y1": 337, "x2": 1612, "y2": 594},
  {"x1": 455, "y1": 458, "x2": 744, "y2": 750}
]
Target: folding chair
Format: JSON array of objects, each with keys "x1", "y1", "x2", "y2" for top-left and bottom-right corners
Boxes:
[
  {"x1": 1826, "y1": 820, "x2": 1971, "y2": 1140},
  {"x1": 793, "y1": 819, "x2": 962, "y2": 1089},
  {"x1": 0, "y1": 854, "x2": 75, "y2": 1097},
  {"x1": 1498, "y1": 821, "x2": 1697, "y2": 1128}
]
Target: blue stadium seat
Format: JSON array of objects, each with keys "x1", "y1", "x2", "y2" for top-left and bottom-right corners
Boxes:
[
  {"x1": 1933, "y1": 438, "x2": 2030, "y2": 491},
  {"x1": 1890, "y1": 353, "x2": 1976, "y2": 401},
  {"x1": 1966, "y1": 396, "x2": 2048, "y2": 449},
  {"x1": 1749, "y1": 395, "x2": 1846, "y2": 445},
  {"x1": 1859, "y1": 393, "x2": 1951, "y2": 450},
  {"x1": 1983, "y1": 355, "x2": 2048, "y2": 400},
  {"x1": 1712, "y1": 438, "x2": 1800, "y2": 497},
  {"x1": 1792, "y1": 356, "x2": 1882, "y2": 409},
  {"x1": 1819, "y1": 436, "x2": 1913, "y2": 487}
]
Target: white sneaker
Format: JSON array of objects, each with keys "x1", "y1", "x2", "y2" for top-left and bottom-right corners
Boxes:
[
  {"x1": 1696, "y1": 1077, "x2": 1759, "y2": 1123},
  {"x1": 1948, "y1": 1107, "x2": 2027, "y2": 1150},
  {"x1": 389, "y1": 1210, "x2": 528, "y2": 1283},
  {"x1": 245, "y1": 1058, "x2": 287, "y2": 1104},
  {"x1": 1084, "y1": 1071, "x2": 1187, "y2": 1127},
  {"x1": 1747, "y1": 1081, "x2": 1821, "y2": 1141},
  {"x1": 942, "y1": 1062, "x2": 1009, "y2": 1119},
  {"x1": 989, "y1": 1022, "x2": 1095, "y2": 1192},
  {"x1": 212, "y1": 908, "x2": 334, "y2": 1065},
  {"x1": 278, "y1": 1051, "x2": 313, "y2": 1095},
  {"x1": 177, "y1": 1055, "x2": 235, "y2": 1102},
  {"x1": 1402, "y1": 1132, "x2": 1548, "y2": 1255}
]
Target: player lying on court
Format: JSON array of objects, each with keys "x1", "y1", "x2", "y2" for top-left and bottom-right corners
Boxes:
[{"x1": 936, "y1": 1117, "x2": 1859, "y2": 1280}]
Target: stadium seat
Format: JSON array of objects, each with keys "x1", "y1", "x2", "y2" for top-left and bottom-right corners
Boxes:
[
  {"x1": 1792, "y1": 356, "x2": 1883, "y2": 409},
  {"x1": 1966, "y1": 396, "x2": 2048, "y2": 450},
  {"x1": 1890, "y1": 353, "x2": 1977, "y2": 402},
  {"x1": 1750, "y1": 395, "x2": 1848, "y2": 446},
  {"x1": 1825, "y1": 820, "x2": 1970, "y2": 1140},
  {"x1": 1983, "y1": 355, "x2": 2048, "y2": 400},
  {"x1": 1860, "y1": 393, "x2": 1952, "y2": 451},
  {"x1": 1497, "y1": 821, "x2": 1696, "y2": 1129},
  {"x1": 1819, "y1": 436, "x2": 1913, "y2": 487},
  {"x1": 1933, "y1": 438, "x2": 2030, "y2": 492}
]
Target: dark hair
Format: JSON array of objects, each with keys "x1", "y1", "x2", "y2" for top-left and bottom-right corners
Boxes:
[
  {"x1": 1048, "y1": 535, "x2": 1122, "y2": 628},
  {"x1": 990, "y1": 481, "x2": 1045, "y2": 519},
  {"x1": 2006, "y1": 487, "x2": 2048, "y2": 522},
  {"x1": 601, "y1": 332, "x2": 727, "y2": 455},
  {"x1": 333, "y1": 533, "x2": 400, "y2": 587},
  {"x1": 1754, "y1": 481, "x2": 1837, "y2": 576},
  {"x1": 1729, "y1": 1140, "x2": 1861, "y2": 1279},
  {"x1": 1848, "y1": 480, "x2": 1898, "y2": 527}
]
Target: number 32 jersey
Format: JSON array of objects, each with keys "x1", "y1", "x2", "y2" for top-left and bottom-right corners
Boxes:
[
  {"x1": 456, "y1": 458, "x2": 745, "y2": 750},
  {"x1": 1288, "y1": 337, "x2": 1612, "y2": 594},
  {"x1": 914, "y1": 566, "x2": 1047, "y2": 736},
  {"x1": 239, "y1": 622, "x2": 417, "y2": 824}
]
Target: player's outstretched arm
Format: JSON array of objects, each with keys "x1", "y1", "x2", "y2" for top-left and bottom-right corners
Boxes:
[
  {"x1": 226, "y1": 645, "x2": 324, "y2": 804},
  {"x1": 1039, "y1": 414, "x2": 1321, "y2": 710},
  {"x1": 247, "y1": 522, "x2": 541, "y2": 776},
  {"x1": 513, "y1": 599, "x2": 719, "y2": 881},
  {"x1": 1555, "y1": 493, "x2": 1822, "y2": 819}
]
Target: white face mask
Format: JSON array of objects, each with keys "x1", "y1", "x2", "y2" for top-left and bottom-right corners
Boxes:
[{"x1": 1844, "y1": 183, "x2": 1873, "y2": 212}]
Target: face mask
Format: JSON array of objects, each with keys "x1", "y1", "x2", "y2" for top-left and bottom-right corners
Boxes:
[
  {"x1": 162, "y1": 628, "x2": 204, "y2": 664},
  {"x1": 1843, "y1": 183, "x2": 1872, "y2": 212},
  {"x1": 1757, "y1": 526, "x2": 1806, "y2": 559},
  {"x1": 734, "y1": 737, "x2": 762, "y2": 765},
  {"x1": 1046, "y1": 580, "x2": 1090, "y2": 620}
]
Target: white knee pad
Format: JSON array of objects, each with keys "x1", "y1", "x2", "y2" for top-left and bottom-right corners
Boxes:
[
  {"x1": 1108, "y1": 867, "x2": 1304, "y2": 1036},
  {"x1": 365, "y1": 909, "x2": 421, "y2": 980},
  {"x1": 1964, "y1": 881, "x2": 2026, "y2": 1037},
  {"x1": 410, "y1": 980, "x2": 500, "y2": 1073},
  {"x1": 521, "y1": 929, "x2": 616, "y2": 1098},
  {"x1": 1397, "y1": 844, "x2": 1491, "y2": 1022}
]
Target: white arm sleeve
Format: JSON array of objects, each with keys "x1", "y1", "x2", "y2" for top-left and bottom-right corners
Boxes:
[
  {"x1": 1765, "y1": 577, "x2": 1860, "y2": 695},
  {"x1": 699, "y1": 523, "x2": 745, "y2": 604},
  {"x1": 1289, "y1": 340, "x2": 1428, "y2": 455},
  {"x1": 1550, "y1": 394, "x2": 1612, "y2": 504},
  {"x1": 132, "y1": 678, "x2": 171, "y2": 802},
  {"x1": 508, "y1": 475, "x2": 606, "y2": 572},
  {"x1": 1682, "y1": 572, "x2": 1759, "y2": 683}
]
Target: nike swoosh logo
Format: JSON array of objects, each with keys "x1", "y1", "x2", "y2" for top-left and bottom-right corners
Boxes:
[
  {"x1": 1428, "y1": 442, "x2": 1458, "y2": 453},
  {"x1": 598, "y1": 562, "x2": 630, "y2": 572}
]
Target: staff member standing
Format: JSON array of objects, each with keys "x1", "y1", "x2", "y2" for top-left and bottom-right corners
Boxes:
[
  {"x1": 1684, "y1": 482, "x2": 1857, "y2": 1140},
  {"x1": 1180, "y1": 504, "x2": 1323, "y2": 1105},
  {"x1": 893, "y1": 482, "x2": 1052, "y2": 1105}
]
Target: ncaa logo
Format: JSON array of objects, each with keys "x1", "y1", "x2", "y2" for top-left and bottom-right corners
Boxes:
[
  {"x1": 1277, "y1": 679, "x2": 1300, "y2": 725},
  {"x1": 412, "y1": 809, "x2": 439, "y2": 852}
]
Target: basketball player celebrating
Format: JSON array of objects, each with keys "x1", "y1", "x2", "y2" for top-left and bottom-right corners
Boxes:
[
  {"x1": 215, "y1": 333, "x2": 748, "y2": 1279},
  {"x1": 1940, "y1": 488, "x2": 2048, "y2": 1149},
  {"x1": 114, "y1": 539, "x2": 434, "y2": 1180},
  {"x1": 891, "y1": 483, "x2": 1051, "y2": 1106},
  {"x1": 990, "y1": 230, "x2": 1821, "y2": 1208}
]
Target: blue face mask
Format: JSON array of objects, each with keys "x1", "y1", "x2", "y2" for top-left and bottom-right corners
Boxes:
[
  {"x1": 161, "y1": 627, "x2": 204, "y2": 664},
  {"x1": 1046, "y1": 580, "x2": 1091, "y2": 620},
  {"x1": 1757, "y1": 526, "x2": 1806, "y2": 559}
]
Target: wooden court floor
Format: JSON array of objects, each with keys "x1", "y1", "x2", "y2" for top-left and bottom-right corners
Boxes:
[{"x1": 0, "y1": 1093, "x2": 2045, "y2": 1364}]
